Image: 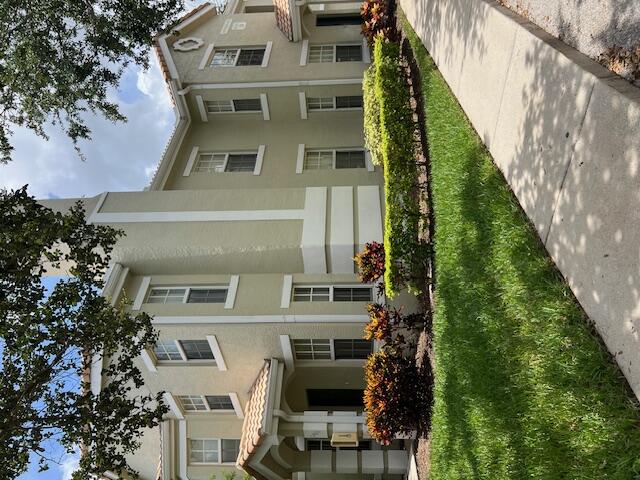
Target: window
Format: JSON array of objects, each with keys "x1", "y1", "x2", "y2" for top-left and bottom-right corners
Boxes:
[
  {"x1": 292, "y1": 339, "x2": 331, "y2": 360},
  {"x1": 303, "y1": 149, "x2": 366, "y2": 170},
  {"x1": 146, "y1": 286, "x2": 229, "y2": 303},
  {"x1": 222, "y1": 439, "x2": 241, "y2": 462},
  {"x1": 308, "y1": 45, "x2": 335, "y2": 63},
  {"x1": 153, "y1": 340, "x2": 183, "y2": 361},
  {"x1": 244, "y1": 4, "x2": 274, "y2": 12},
  {"x1": 334, "y1": 339, "x2": 373, "y2": 359},
  {"x1": 205, "y1": 99, "x2": 262, "y2": 113},
  {"x1": 189, "y1": 439, "x2": 239, "y2": 464},
  {"x1": 189, "y1": 439, "x2": 219, "y2": 463},
  {"x1": 307, "y1": 95, "x2": 363, "y2": 111},
  {"x1": 205, "y1": 100, "x2": 234, "y2": 113},
  {"x1": 293, "y1": 339, "x2": 373, "y2": 361},
  {"x1": 304, "y1": 150, "x2": 333, "y2": 170},
  {"x1": 210, "y1": 47, "x2": 265, "y2": 67},
  {"x1": 187, "y1": 288, "x2": 228, "y2": 303},
  {"x1": 181, "y1": 340, "x2": 215, "y2": 360},
  {"x1": 147, "y1": 288, "x2": 186, "y2": 304},
  {"x1": 335, "y1": 150, "x2": 366, "y2": 169},
  {"x1": 316, "y1": 14, "x2": 362, "y2": 26},
  {"x1": 293, "y1": 286, "x2": 331, "y2": 302},
  {"x1": 194, "y1": 153, "x2": 226, "y2": 173},
  {"x1": 153, "y1": 340, "x2": 216, "y2": 363},
  {"x1": 308, "y1": 44, "x2": 362, "y2": 63},
  {"x1": 293, "y1": 285, "x2": 372, "y2": 302},
  {"x1": 205, "y1": 395, "x2": 235, "y2": 410},
  {"x1": 233, "y1": 98, "x2": 262, "y2": 112},
  {"x1": 335, "y1": 95, "x2": 363, "y2": 109},
  {"x1": 307, "y1": 97, "x2": 335, "y2": 111},
  {"x1": 336, "y1": 45, "x2": 362, "y2": 62},
  {"x1": 179, "y1": 395, "x2": 208, "y2": 411},
  {"x1": 194, "y1": 153, "x2": 257, "y2": 173}
]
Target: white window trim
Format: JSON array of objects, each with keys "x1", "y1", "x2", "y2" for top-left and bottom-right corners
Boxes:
[
  {"x1": 280, "y1": 274, "x2": 293, "y2": 308},
  {"x1": 260, "y1": 93, "x2": 270, "y2": 120},
  {"x1": 362, "y1": 37, "x2": 371, "y2": 63},
  {"x1": 198, "y1": 42, "x2": 215, "y2": 70},
  {"x1": 225, "y1": 275, "x2": 240, "y2": 308},
  {"x1": 145, "y1": 284, "x2": 231, "y2": 305},
  {"x1": 300, "y1": 39, "x2": 309, "y2": 66},
  {"x1": 261, "y1": 41, "x2": 272, "y2": 67},
  {"x1": 132, "y1": 276, "x2": 151, "y2": 310},
  {"x1": 229, "y1": 392, "x2": 244, "y2": 418},
  {"x1": 299, "y1": 92, "x2": 308, "y2": 119},
  {"x1": 195, "y1": 95, "x2": 208, "y2": 122},
  {"x1": 296, "y1": 143, "x2": 305, "y2": 174},
  {"x1": 188, "y1": 438, "x2": 240, "y2": 465},
  {"x1": 253, "y1": 146, "x2": 265, "y2": 176},
  {"x1": 207, "y1": 335, "x2": 227, "y2": 371},
  {"x1": 291, "y1": 284, "x2": 373, "y2": 302},
  {"x1": 303, "y1": 148, "x2": 367, "y2": 171},
  {"x1": 292, "y1": 338, "x2": 373, "y2": 362},
  {"x1": 183, "y1": 146, "x2": 200, "y2": 177}
]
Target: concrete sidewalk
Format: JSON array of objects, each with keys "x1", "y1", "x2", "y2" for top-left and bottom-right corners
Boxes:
[{"x1": 401, "y1": 0, "x2": 640, "y2": 398}]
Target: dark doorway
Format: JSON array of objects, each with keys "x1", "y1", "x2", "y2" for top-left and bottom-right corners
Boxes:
[
  {"x1": 316, "y1": 14, "x2": 362, "y2": 26},
  {"x1": 307, "y1": 389, "x2": 364, "y2": 408}
]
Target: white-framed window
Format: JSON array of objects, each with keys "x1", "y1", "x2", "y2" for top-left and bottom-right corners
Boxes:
[
  {"x1": 193, "y1": 152, "x2": 257, "y2": 173},
  {"x1": 189, "y1": 438, "x2": 240, "y2": 464},
  {"x1": 178, "y1": 394, "x2": 235, "y2": 412},
  {"x1": 146, "y1": 286, "x2": 228, "y2": 304},
  {"x1": 308, "y1": 44, "x2": 362, "y2": 63},
  {"x1": 205, "y1": 99, "x2": 262, "y2": 113},
  {"x1": 154, "y1": 340, "x2": 184, "y2": 361},
  {"x1": 153, "y1": 340, "x2": 216, "y2": 363},
  {"x1": 293, "y1": 339, "x2": 373, "y2": 360},
  {"x1": 211, "y1": 47, "x2": 265, "y2": 66},
  {"x1": 179, "y1": 395, "x2": 209, "y2": 411},
  {"x1": 303, "y1": 149, "x2": 366, "y2": 170},
  {"x1": 307, "y1": 95, "x2": 363, "y2": 111},
  {"x1": 292, "y1": 285, "x2": 373, "y2": 302}
]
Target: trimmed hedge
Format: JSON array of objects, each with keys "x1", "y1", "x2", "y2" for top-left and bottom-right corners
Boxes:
[
  {"x1": 363, "y1": 66, "x2": 383, "y2": 166},
  {"x1": 371, "y1": 38, "x2": 422, "y2": 297}
]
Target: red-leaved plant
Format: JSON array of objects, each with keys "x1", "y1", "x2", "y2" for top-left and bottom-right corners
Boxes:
[
  {"x1": 354, "y1": 241, "x2": 385, "y2": 284},
  {"x1": 364, "y1": 346, "x2": 421, "y2": 444}
]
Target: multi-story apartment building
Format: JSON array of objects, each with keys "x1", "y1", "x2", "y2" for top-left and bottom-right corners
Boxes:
[{"x1": 46, "y1": 1, "x2": 413, "y2": 479}]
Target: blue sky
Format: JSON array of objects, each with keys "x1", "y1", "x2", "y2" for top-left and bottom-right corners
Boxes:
[
  {"x1": 0, "y1": 50, "x2": 175, "y2": 200},
  {"x1": 17, "y1": 277, "x2": 81, "y2": 480}
]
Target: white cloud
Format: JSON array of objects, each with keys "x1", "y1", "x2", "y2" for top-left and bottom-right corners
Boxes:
[
  {"x1": 0, "y1": 49, "x2": 176, "y2": 200},
  {"x1": 59, "y1": 451, "x2": 80, "y2": 480}
]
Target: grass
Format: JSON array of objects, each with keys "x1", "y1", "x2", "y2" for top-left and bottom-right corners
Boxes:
[{"x1": 401, "y1": 14, "x2": 640, "y2": 480}]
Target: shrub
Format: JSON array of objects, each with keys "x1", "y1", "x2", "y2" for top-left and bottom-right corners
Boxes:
[
  {"x1": 360, "y1": 0, "x2": 398, "y2": 43},
  {"x1": 364, "y1": 303, "x2": 425, "y2": 342},
  {"x1": 364, "y1": 346, "x2": 422, "y2": 444},
  {"x1": 372, "y1": 37, "x2": 425, "y2": 296},
  {"x1": 354, "y1": 241, "x2": 385, "y2": 283},
  {"x1": 363, "y1": 66, "x2": 383, "y2": 166}
]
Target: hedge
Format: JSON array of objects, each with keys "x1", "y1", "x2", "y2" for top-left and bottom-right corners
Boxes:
[{"x1": 371, "y1": 37, "x2": 422, "y2": 297}]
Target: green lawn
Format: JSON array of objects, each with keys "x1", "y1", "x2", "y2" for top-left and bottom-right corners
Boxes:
[{"x1": 401, "y1": 14, "x2": 640, "y2": 480}]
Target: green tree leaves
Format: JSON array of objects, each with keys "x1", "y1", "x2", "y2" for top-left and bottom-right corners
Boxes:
[{"x1": 0, "y1": 187, "x2": 168, "y2": 479}]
